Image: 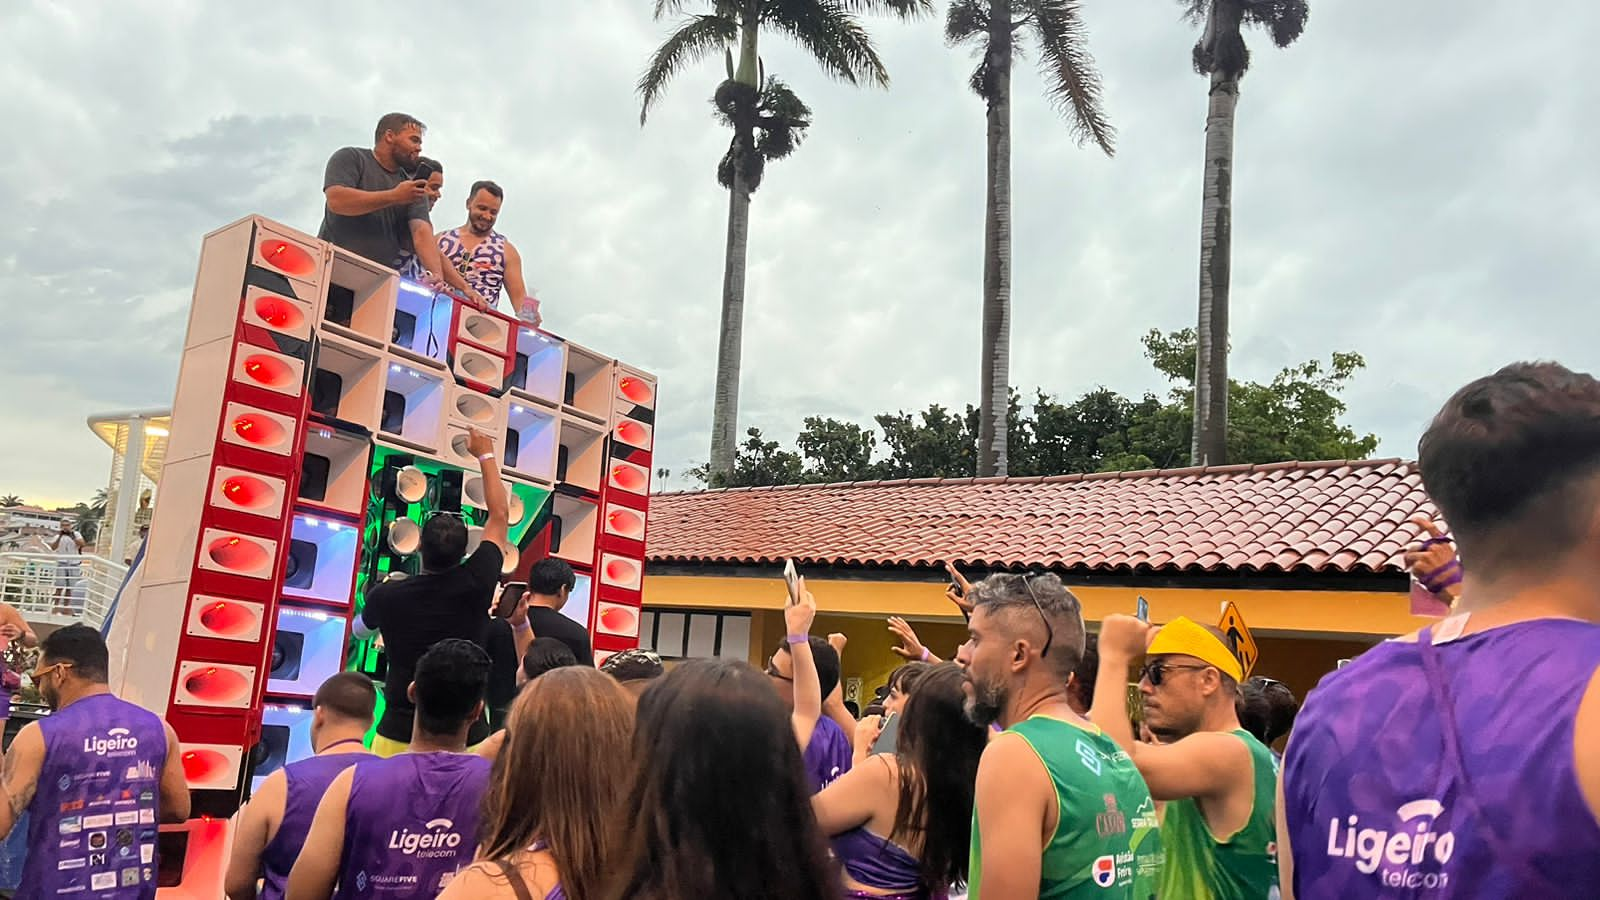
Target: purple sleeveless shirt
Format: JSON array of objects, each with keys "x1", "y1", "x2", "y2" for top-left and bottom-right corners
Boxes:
[
  {"x1": 1283, "y1": 618, "x2": 1600, "y2": 898},
  {"x1": 258, "y1": 751, "x2": 379, "y2": 900},
  {"x1": 334, "y1": 752, "x2": 491, "y2": 898},
  {"x1": 21, "y1": 693, "x2": 167, "y2": 898},
  {"x1": 803, "y1": 716, "x2": 853, "y2": 794}
]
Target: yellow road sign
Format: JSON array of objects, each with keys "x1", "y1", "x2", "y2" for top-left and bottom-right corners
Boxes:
[{"x1": 1218, "y1": 601, "x2": 1259, "y2": 678}]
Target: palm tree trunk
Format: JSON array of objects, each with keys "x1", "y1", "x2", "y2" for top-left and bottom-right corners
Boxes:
[
  {"x1": 710, "y1": 171, "x2": 752, "y2": 480},
  {"x1": 1192, "y1": 70, "x2": 1238, "y2": 467},
  {"x1": 978, "y1": 0, "x2": 1013, "y2": 478},
  {"x1": 708, "y1": 14, "x2": 762, "y2": 482}
]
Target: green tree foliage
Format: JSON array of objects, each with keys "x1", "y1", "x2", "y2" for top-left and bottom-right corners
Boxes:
[{"x1": 692, "y1": 331, "x2": 1379, "y2": 487}]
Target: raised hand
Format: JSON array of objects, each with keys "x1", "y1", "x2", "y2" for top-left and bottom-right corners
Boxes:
[
  {"x1": 783, "y1": 578, "x2": 817, "y2": 637},
  {"x1": 1404, "y1": 515, "x2": 1461, "y2": 599},
  {"x1": 944, "y1": 561, "x2": 975, "y2": 616},
  {"x1": 887, "y1": 616, "x2": 930, "y2": 662},
  {"x1": 465, "y1": 427, "x2": 495, "y2": 460},
  {"x1": 1098, "y1": 614, "x2": 1155, "y2": 660}
]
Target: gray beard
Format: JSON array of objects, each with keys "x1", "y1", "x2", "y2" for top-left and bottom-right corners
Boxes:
[{"x1": 963, "y1": 681, "x2": 1006, "y2": 727}]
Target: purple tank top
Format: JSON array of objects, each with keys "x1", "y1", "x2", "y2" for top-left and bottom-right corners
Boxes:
[
  {"x1": 803, "y1": 717, "x2": 853, "y2": 794},
  {"x1": 21, "y1": 693, "x2": 167, "y2": 898},
  {"x1": 832, "y1": 826, "x2": 925, "y2": 897},
  {"x1": 334, "y1": 752, "x2": 491, "y2": 898},
  {"x1": 1283, "y1": 617, "x2": 1600, "y2": 897},
  {"x1": 258, "y1": 751, "x2": 379, "y2": 900}
]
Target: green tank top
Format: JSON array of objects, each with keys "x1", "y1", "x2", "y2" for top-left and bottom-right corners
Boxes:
[
  {"x1": 1156, "y1": 728, "x2": 1279, "y2": 899},
  {"x1": 969, "y1": 716, "x2": 1163, "y2": 899}
]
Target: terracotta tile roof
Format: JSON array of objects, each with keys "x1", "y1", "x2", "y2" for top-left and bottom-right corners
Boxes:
[{"x1": 646, "y1": 459, "x2": 1437, "y2": 576}]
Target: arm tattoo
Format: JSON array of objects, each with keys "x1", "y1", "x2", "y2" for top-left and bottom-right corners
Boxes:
[{"x1": 2, "y1": 750, "x2": 34, "y2": 818}]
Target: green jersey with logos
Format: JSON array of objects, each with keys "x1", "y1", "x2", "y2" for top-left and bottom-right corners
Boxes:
[
  {"x1": 1157, "y1": 728, "x2": 1279, "y2": 899},
  {"x1": 969, "y1": 715, "x2": 1163, "y2": 899}
]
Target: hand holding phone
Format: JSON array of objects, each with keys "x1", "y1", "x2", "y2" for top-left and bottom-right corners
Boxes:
[
  {"x1": 943, "y1": 561, "x2": 975, "y2": 616},
  {"x1": 1136, "y1": 596, "x2": 1149, "y2": 622},
  {"x1": 782, "y1": 559, "x2": 801, "y2": 606}
]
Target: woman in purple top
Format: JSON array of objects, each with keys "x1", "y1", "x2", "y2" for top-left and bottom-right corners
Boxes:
[
  {"x1": 815, "y1": 665, "x2": 987, "y2": 899},
  {"x1": 439, "y1": 668, "x2": 634, "y2": 900},
  {"x1": 600, "y1": 659, "x2": 839, "y2": 900}
]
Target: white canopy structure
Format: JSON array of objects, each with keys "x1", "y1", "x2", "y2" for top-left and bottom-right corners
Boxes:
[{"x1": 86, "y1": 408, "x2": 170, "y2": 564}]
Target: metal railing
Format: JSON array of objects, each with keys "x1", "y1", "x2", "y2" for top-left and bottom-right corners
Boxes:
[{"x1": 0, "y1": 553, "x2": 128, "y2": 630}]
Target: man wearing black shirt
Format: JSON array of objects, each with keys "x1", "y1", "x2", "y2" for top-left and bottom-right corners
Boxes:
[
  {"x1": 525, "y1": 558, "x2": 594, "y2": 667},
  {"x1": 318, "y1": 112, "x2": 484, "y2": 306},
  {"x1": 353, "y1": 428, "x2": 508, "y2": 756}
]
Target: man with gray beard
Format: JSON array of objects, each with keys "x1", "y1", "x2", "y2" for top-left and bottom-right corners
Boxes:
[{"x1": 957, "y1": 574, "x2": 1163, "y2": 899}]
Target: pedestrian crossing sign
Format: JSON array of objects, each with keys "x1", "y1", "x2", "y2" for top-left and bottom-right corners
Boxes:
[{"x1": 1218, "y1": 601, "x2": 1259, "y2": 678}]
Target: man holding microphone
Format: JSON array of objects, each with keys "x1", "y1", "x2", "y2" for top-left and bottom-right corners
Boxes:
[{"x1": 318, "y1": 113, "x2": 484, "y2": 307}]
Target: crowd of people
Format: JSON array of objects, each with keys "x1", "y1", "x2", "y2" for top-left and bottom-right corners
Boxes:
[
  {"x1": 319, "y1": 112, "x2": 540, "y2": 325},
  {"x1": 0, "y1": 361, "x2": 1595, "y2": 898}
]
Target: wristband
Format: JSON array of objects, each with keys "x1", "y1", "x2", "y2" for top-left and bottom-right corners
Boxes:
[
  {"x1": 512, "y1": 619, "x2": 532, "y2": 633},
  {"x1": 919, "y1": 647, "x2": 931, "y2": 662},
  {"x1": 477, "y1": 453, "x2": 496, "y2": 462},
  {"x1": 785, "y1": 633, "x2": 809, "y2": 646}
]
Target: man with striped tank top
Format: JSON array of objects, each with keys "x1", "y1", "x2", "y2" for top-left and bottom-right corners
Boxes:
[
  {"x1": 1092, "y1": 615, "x2": 1279, "y2": 899},
  {"x1": 226, "y1": 672, "x2": 381, "y2": 900},
  {"x1": 437, "y1": 181, "x2": 535, "y2": 321},
  {"x1": 959, "y1": 573, "x2": 1163, "y2": 899},
  {"x1": 1280, "y1": 362, "x2": 1600, "y2": 898}
]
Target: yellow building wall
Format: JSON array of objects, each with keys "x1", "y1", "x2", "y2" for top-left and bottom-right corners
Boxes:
[{"x1": 653, "y1": 573, "x2": 1414, "y2": 710}]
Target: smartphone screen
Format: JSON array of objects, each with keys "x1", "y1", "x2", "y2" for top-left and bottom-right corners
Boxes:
[
  {"x1": 495, "y1": 582, "x2": 527, "y2": 619},
  {"x1": 412, "y1": 161, "x2": 433, "y2": 183},
  {"x1": 871, "y1": 713, "x2": 901, "y2": 755},
  {"x1": 1136, "y1": 596, "x2": 1149, "y2": 622}
]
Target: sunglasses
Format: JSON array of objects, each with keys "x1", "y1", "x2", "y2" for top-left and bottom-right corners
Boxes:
[
  {"x1": 1139, "y1": 661, "x2": 1211, "y2": 687},
  {"x1": 1011, "y1": 574, "x2": 1054, "y2": 659},
  {"x1": 765, "y1": 655, "x2": 794, "y2": 683},
  {"x1": 27, "y1": 661, "x2": 71, "y2": 685}
]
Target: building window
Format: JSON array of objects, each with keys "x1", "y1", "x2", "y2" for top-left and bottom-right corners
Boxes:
[{"x1": 639, "y1": 609, "x2": 751, "y2": 661}]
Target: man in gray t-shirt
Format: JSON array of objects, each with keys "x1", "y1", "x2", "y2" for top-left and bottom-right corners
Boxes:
[{"x1": 317, "y1": 112, "x2": 483, "y2": 305}]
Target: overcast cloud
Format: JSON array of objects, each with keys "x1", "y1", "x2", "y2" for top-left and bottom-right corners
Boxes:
[{"x1": 3, "y1": 0, "x2": 1596, "y2": 505}]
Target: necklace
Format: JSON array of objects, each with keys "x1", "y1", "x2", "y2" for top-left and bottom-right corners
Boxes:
[{"x1": 315, "y1": 738, "x2": 368, "y2": 754}]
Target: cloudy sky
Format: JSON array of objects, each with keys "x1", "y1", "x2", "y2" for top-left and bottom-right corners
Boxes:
[{"x1": 4, "y1": 0, "x2": 1596, "y2": 506}]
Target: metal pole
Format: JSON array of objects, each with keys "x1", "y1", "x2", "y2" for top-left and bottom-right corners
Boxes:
[{"x1": 108, "y1": 418, "x2": 146, "y2": 564}]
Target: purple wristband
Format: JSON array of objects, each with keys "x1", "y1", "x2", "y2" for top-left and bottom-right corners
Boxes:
[
  {"x1": 920, "y1": 647, "x2": 931, "y2": 662},
  {"x1": 785, "y1": 633, "x2": 809, "y2": 646}
]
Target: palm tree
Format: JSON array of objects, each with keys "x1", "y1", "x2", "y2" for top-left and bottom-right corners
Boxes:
[
  {"x1": 639, "y1": 0, "x2": 929, "y2": 483},
  {"x1": 947, "y1": 0, "x2": 1114, "y2": 477},
  {"x1": 0, "y1": 495, "x2": 21, "y2": 508},
  {"x1": 1184, "y1": 0, "x2": 1309, "y2": 466}
]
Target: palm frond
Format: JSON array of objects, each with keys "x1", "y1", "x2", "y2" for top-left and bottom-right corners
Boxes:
[
  {"x1": 1177, "y1": 0, "x2": 1209, "y2": 24},
  {"x1": 764, "y1": 0, "x2": 890, "y2": 87},
  {"x1": 1029, "y1": 0, "x2": 1114, "y2": 155},
  {"x1": 1244, "y1": 0, "x2": 1309, "y2": 48},
  {"x1": 638, "y1": 14, "x2": 740, "y2": 125},
  {"x1": 655, "y1": 0, "x2": 742, "y2": 20},
  {"x1": 754, "y1": 77, "x2": 813, "y2": 162},
  {"x1": 945, "y1": 0, "x2": 988, "y2": 45},
  {"x1": 834, "y1": 0, "x2": 935, "y2": 19}
]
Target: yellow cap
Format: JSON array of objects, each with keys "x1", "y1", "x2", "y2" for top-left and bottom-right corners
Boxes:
[{"x1": 1146, "y1": 616, "x2": 1244, "y2": 682}]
